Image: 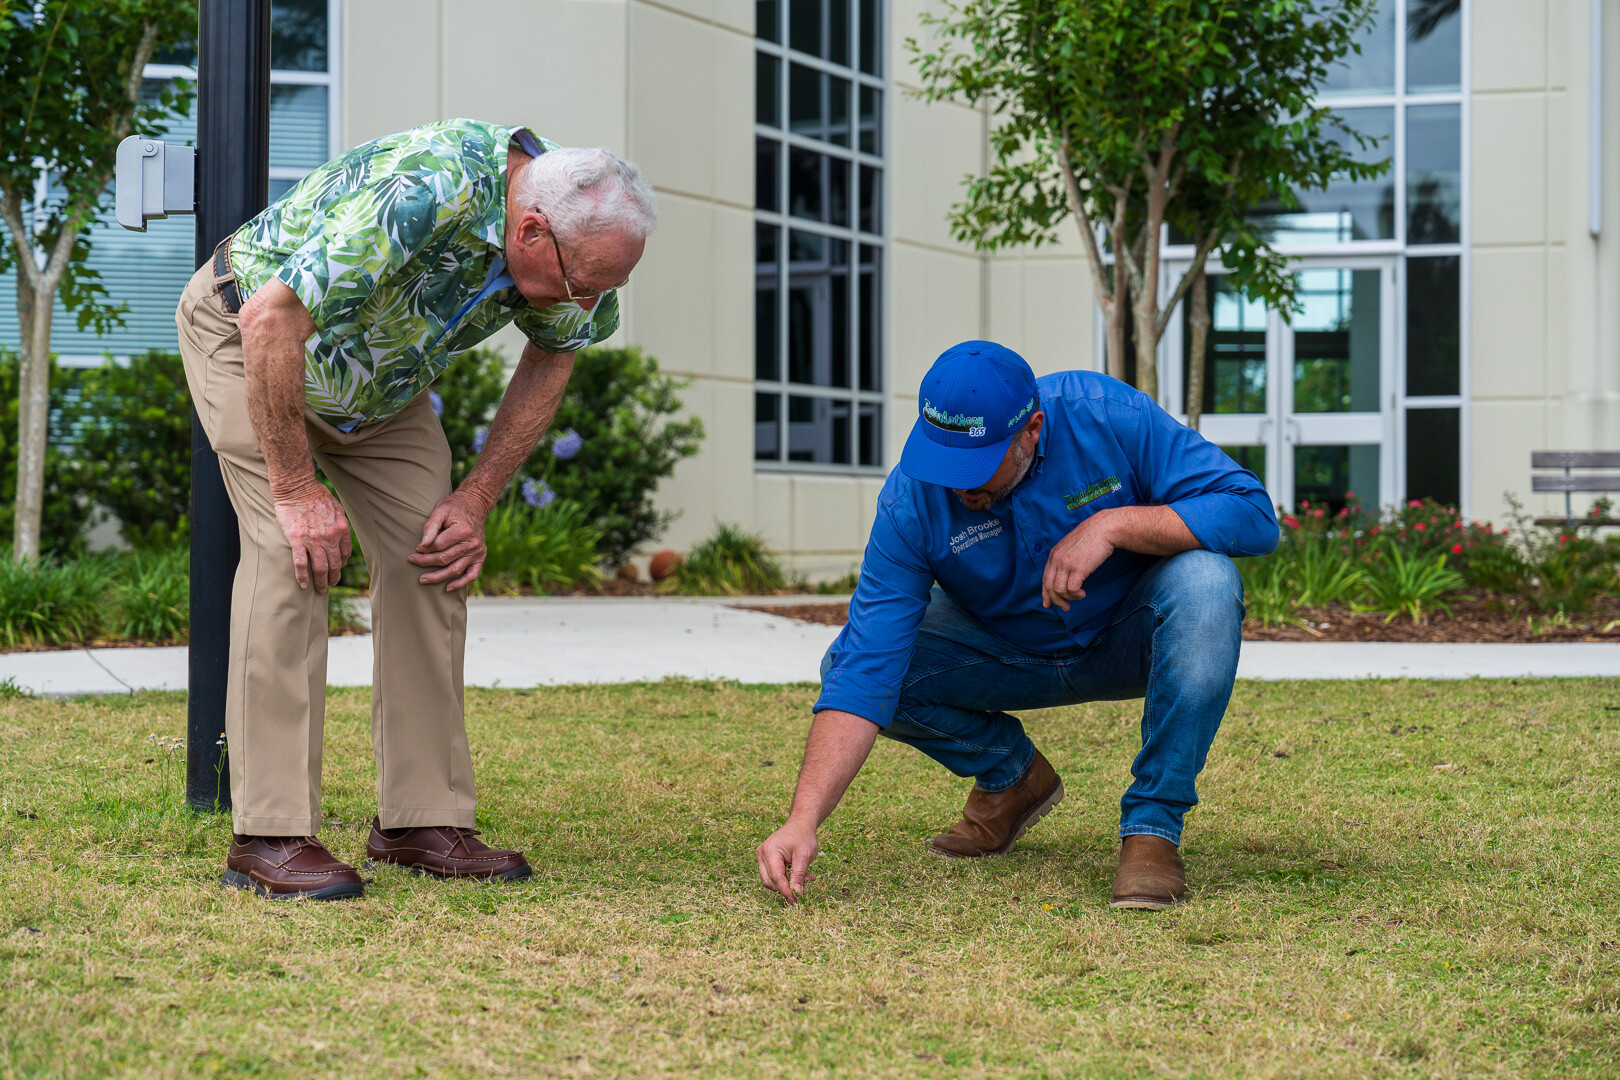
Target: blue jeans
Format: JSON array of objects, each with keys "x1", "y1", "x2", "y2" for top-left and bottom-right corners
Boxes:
[{"x1": 824, "y1": 550, "x2": 1244, "y2": 844}]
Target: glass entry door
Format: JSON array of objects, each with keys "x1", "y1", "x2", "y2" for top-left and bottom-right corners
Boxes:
[{"x1": 1170, "y1": 258, "x2": 1396, "y2": 512}]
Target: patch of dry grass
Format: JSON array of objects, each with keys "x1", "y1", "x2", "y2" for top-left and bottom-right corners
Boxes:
[{"x1": 1, "y1": 678, "x2": 1618, "y2": 1078}]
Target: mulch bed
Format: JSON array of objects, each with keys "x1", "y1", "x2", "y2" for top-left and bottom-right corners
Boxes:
[{"x1": 739, "y1": 595, "x2": 1620, "y2": 643}]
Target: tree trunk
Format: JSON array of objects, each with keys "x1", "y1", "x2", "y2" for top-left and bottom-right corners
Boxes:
[
  {"x1": 14, "y1": 274, "x2": 51, "y2": 562},
  {"x1": 1186, "y1": 267, "x2": 1209, "y2": 432},
  {"x1": 1106, "y1": 256, "x2": 1128, "y2": 382}
]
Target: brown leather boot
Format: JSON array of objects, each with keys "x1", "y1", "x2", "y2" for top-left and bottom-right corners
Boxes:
[
  {"x1": 365, "y1": 819, "x2": 532, "y2": 881},
  {"x1": 222, "y1": 835, "x2": 365, "y2": 901},
  {"x1": 1110, "y1": 834, "x2": 1186, "y2": 909},
  {"x1": 926, "y1": 751, "x2": 1064, "y2": 858}
]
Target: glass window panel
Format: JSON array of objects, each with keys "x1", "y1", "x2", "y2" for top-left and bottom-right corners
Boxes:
[
  {"x1": 786, "y1": 231, "x2": 849, "y2": 386},
  {"x1": 1293, "y1": 268, "x2": 1382, "y2": 413},
  {"x1": 268, "y1": 84, "x2": 328, "y2": 169},
  {"x1": 788, "y1": 147, "x2": 849, "y2": 225},
  {"x1": 756, "y1": 137, "x2": 780, "y2": 212},
  {"x1": 271, "y1": 0, "x2": 328, "y2": 71},
  {"x1": 788, "y1": 395, "x2": 852, "y2": 463},
  {"x1": 1405, "y1": 407, "x2": 1460, "y2": 506},
  {"x1": 758, "y1": 0, "x2": 781, "y2": 44},
  {"x1": 828, "y1": 0, "x2": 850, "y2": 65},
  {"x1": 1219, "y1": 445, "x2": 1267, "y2": 484},
  {"x1": 789, "y1": 62, "x2": 822, "y2": 137},
  {"x1": 859, "y1": 245, "x2": 881, "y2": 391},
  {"x1": 1250, "y1": 107, "x2": 1394, "y2": 245},
  {"x1": 859, "y1": 0, "x2": 881, "y2": 75},
  {"x1": 1406, "y1": 255, "x2": 1459, "y2": 396},
  {"x1": 859, "y1": 86, "x2": 881, "y2": 154},
  {"x1": 268, "y1": 178, "x2": 298, "y2": 203},
  {"x1": 1183, "y1": 276, "x2": 1267, "y2": 414},
  {"x1": 859, "y1": 165, "x2": 881, "y2": 234},
  {"x1": 755, "y1": 392, "x2": 782, "y2": 460},
  {"x1": 1407, "y1": 103, "x2": 1461, "y2": 244},
  {"x1": 828, "y1": 76, "x2": 852, "y2": 147},
  {"x1": 1294, "y1": 445, "x2": 1380, "y2": 513},
  {"x1": 756, "y1": 225, "x2": 781, "y2": 381},
  {"x1": 858, "y1": 402, "x2": 881, "y2": 466},
  {"x1": 1406, "y1": 0, "x2": 1461, "y2": 93},
  {"x1": 790, "y1": 0, "x2": 822, "y2": 56},
  {"x1": 1322, "y1": 0, "x2": 1395, "y2": 97},
  {"x1": 757, "y1": 53, "x2": 781, "y2": 127}
]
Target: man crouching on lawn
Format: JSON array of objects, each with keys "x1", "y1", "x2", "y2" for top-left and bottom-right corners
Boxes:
[{"x1": 755, "y1": 341, "x2": 1278, "y2": 909}]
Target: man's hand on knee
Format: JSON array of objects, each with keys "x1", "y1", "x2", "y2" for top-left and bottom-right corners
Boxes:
[
  {"x1": 274, "y1": 481, "x2": 352, "y2": 592},
  {"x1": 409, "y1": 490, "x2": 491, "y2": 591}
]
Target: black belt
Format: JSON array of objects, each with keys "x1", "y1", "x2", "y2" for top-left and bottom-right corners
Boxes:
[{"x1": 213, "y1": 237, "x2": 243, "y2": 314}]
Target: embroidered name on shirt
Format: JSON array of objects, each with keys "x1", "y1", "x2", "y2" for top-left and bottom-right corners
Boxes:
[
  {"x1": 1065, "y1": 476, "x2": 1122, "y2": 511},
  {"x1": 949, "y1": 519, "x2": 1004, "y2": 555}
]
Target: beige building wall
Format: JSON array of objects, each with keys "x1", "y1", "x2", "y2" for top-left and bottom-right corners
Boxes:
[
  {"x1": 340, "y1": 0, "x2": 1618, "y2": 564},
  {"x1": 1469, "y1": 0, "x2": 1620, "y2": 520}
]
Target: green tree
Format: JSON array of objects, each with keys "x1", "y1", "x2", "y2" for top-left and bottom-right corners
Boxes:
[
  {"x1": 911, "y1": 0, "x2": 1385, "y2": 413},
  {"x1": 0, "y1": 0, "x2": 196, "y2": 560}
]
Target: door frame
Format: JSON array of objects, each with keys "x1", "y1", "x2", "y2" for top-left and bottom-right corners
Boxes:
[{"x1": 1160, "y1": 254, "x2": 1399, "y2": 510}]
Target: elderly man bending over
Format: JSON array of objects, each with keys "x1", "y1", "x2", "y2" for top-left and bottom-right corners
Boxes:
[
  {"x1": 756, "y1": 342, "x2": 1278, "y2": 910},
  {"x1": 175, "y1": 119, "x2": 655, "y2": 900}
]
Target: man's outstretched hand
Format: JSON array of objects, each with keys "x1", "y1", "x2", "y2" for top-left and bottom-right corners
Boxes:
[
  {"x1": 274, "y1": 481, "x2": 352, "y2": 592},
  {"x1": 755, "y1": 817, "x2": 819, "y2": 903},
  {"x1": 409, "y1": 490, "x2": 492, "y2": 591}
]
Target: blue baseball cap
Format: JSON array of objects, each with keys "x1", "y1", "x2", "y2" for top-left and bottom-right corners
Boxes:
[{"x1": 900, "y1": 341, "x2": 1039, "y2": 489}]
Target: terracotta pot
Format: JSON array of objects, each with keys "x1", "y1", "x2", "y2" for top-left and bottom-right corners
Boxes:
[
  {"x1": 615, "y1": 563, "x2": 639, "y2": 582},
  {"x1": 648, "y1": 549, "x2": 684, "y2": 581}
]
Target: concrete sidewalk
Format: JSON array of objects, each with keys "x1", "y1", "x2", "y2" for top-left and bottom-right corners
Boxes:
[{"x1": 2, "y1": 596, "x2": 1618, "y2": 696}]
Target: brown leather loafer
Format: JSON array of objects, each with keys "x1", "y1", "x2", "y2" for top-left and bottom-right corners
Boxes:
[
  {"x1": 926, "y1": 750, "x2": 1064, "y2": 858},
  {"x1": 1110, "y1": 834, "x2": 1186, "y2": 909},
  {"x1": 365, "y1": 819, "x2": 532, "y2": 881},
  {"x1": 222, "y1": 835, "x2": 365, "y2": 901}
]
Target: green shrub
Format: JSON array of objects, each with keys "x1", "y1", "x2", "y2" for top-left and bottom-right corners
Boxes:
[
  {"x1": 0, "y1": 348, "x2": 97, "y2": 554},
  {"x1": 1237, "y1": 555, "x2": 1300, "y2": 627},
  {"x1": 431, "y1": 346, "x2": 703, "y2": 566},
  {"x1": 55, "y1": 351, "x2": 194, "y2": 547},
  {"x1": 476, "y1": 498, "x2": 603, "y2": 596},
  {"x1": 667, "y1": 522, "x2": 788, "y2": 596},
  {"x1": 0, "y1": 556, "x2": 111, "y2": 646},
  {"x1": 108, "y1": 548, "x2": 189, "y2": 642},
  {"x1": 1359, "y1": 547, "x2": 1466, "y2": 624},
  {"x1": 543, "y1": 346, "x2": 704, "y2": 565}
]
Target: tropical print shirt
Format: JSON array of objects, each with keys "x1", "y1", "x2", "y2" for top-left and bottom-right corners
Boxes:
[{"x1": 229, "y1": 119, "x2": 620, "y2": 430}]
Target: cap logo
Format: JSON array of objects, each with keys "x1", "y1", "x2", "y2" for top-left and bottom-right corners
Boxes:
[
  {"x1": 922, "y1": 398, "x2": 987, "y2": 436},
  {"x1": 1006, "y1": 395, "x2": 1036, "y2": 430}
]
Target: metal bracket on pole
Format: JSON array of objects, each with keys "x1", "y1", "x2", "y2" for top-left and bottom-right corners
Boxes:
[{"x1": 114, "y1": 136, "x2": 196, "y2": 231}]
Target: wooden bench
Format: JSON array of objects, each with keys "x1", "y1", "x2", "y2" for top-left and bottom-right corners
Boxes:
[{"x1": 1531, "y1": 451, "x2": 1620, "y2": 527}]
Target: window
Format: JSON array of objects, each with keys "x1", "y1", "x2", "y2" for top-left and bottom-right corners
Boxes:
[
  {"x1": 755, "y1": 0, "x2": 885, "y2": 470},
  {"x1": 0, "y1": 0, "x2": 339, "y2": 361}
]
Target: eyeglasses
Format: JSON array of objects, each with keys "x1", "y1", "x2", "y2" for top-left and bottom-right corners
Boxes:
[{"x1": 539, "y1": 213, "x2": 627, "y2": 303}]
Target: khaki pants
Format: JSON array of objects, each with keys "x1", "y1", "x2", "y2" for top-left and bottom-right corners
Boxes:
[{"x1": 175, "y1": 262, "x2": 475, "y2": 836}]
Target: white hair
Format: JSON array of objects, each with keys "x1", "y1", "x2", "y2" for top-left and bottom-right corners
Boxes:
[{"x1": 513, "y1": 146, "x2": 658, "y2": 245}]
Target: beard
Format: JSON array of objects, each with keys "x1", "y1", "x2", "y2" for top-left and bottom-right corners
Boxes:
[{"x1": 957, "y1": 436, "x2": 1036, "y2": 511}]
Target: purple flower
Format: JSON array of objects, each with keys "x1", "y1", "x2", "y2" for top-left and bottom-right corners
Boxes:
[
  {"x1": 551, "y1": 428, "x2": 583, "y2": 460},
  {"x1": 428, "y1": 391, "x2": 443, "y2": 417},
  {"x1": 521, "y1": 478, "x2": 556, "y2": 509},
  {"x1": 472, "y1": 427, "x2": 487, "y2": 452}
]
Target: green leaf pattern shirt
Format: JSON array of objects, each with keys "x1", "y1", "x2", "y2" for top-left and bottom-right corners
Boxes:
[{"x1": 228, "y1": 119, "x2": 620, "y2": 430}]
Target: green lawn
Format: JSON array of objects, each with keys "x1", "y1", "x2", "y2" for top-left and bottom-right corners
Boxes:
[{"x1": 2, "y1": 679, "x2": 1617, "y2": 1079}]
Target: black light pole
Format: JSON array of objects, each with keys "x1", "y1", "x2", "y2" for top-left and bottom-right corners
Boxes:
[{"x1": 187, "y1": 0, "x2": 271, "y2": 813}]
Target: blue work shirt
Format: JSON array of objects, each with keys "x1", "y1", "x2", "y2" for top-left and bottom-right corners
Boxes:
[{"x1": 815, "y1": 370, "x2": 1279, "y2": 728}]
